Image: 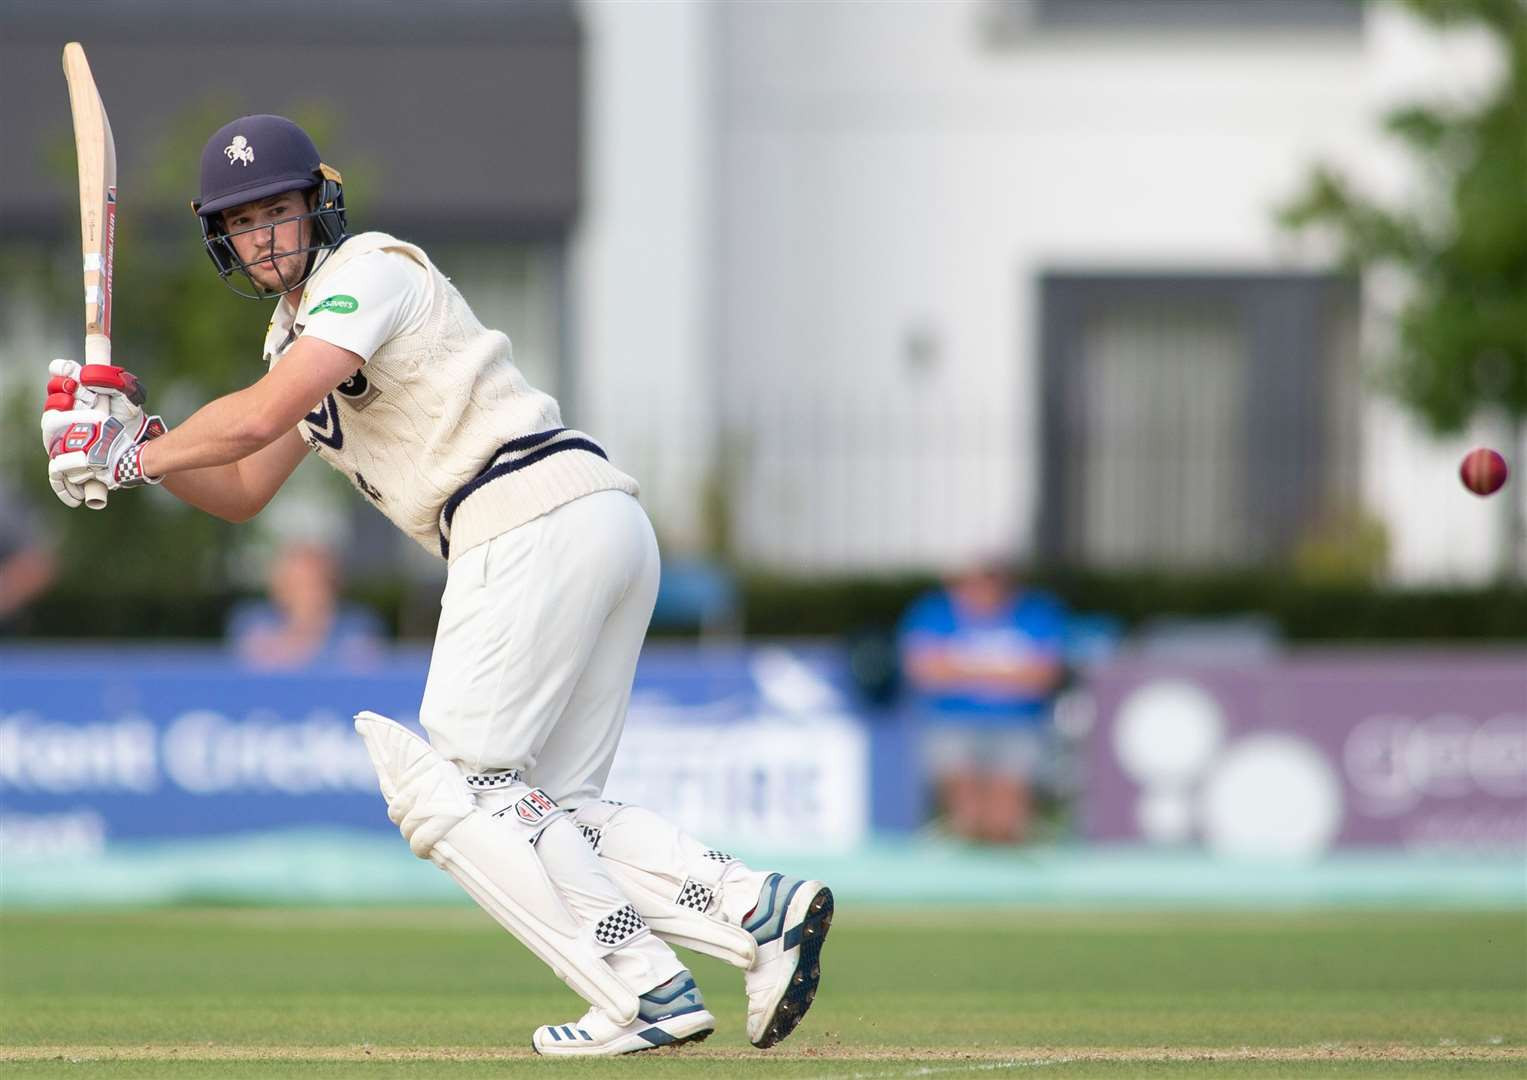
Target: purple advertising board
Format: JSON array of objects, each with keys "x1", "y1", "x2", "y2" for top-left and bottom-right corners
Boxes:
[{"x1": 1084, "y1": 651, "x2": 1527, "y2": 857}]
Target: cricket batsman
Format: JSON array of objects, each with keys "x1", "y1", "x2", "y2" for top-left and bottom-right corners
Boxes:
[{"x1": 39, "y1": 115, "x2": 832, "y2": 1056}]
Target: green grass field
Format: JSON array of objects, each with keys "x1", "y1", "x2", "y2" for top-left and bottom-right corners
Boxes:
[{"x1": 1, "y1": 906, "x2": 1522, "y2": 1079}]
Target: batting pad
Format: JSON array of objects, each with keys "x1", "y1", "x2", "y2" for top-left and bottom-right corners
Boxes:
[
  {"x1": 354, "y1": 711, "x2": 642, "y2": 1024},
  {"x1": 573, "y1": 800, "x2": 759, "y2": 970}
]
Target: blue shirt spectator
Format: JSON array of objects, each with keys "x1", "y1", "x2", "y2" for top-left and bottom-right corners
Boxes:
[
  {"x1": 897, "y1": 562, "x2": 1068, "y2": 845},
  {"x1": 0, "y1": 476, "x2": 57, "y2": 635},
  {"x1": 226, "y1": 541, "x2": 385, "y2": 670},
  {"x1": 898, "y1": 577, "x2": 1067, "y2": 728}
]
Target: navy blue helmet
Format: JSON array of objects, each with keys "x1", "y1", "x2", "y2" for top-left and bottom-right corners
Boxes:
[{"x1": 193, "y1": 115, "x2": 348, "y2": 299}]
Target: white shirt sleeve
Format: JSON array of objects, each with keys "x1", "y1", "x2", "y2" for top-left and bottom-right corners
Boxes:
[{"x1": 298, "y1": 250, "x2": 431, "y2": 362}]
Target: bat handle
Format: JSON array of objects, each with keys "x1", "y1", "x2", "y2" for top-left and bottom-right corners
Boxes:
[{"x1": 83, "y1": 333, "x2": 111, "y2": 510}]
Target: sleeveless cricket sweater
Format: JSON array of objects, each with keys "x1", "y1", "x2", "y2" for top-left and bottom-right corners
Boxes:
[{"x1": 264, "y1": 232, "x2": 638, "y2": 561}]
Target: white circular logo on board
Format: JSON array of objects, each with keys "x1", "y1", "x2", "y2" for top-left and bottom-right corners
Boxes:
[
  {"x1": 1200, "y1": 733, "x2": 1344, "y2": 859},
  {"x1": 1138, "y1": 788, "x2": 1195, "y2": 844},
  {"x1": 1114, "y1": 678, "x2": 1226, "y2": 786}
]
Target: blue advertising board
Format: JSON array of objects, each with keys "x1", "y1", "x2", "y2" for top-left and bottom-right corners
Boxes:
[{"x1": 1, "y1": 644, "x2": 908, "y2": 858}]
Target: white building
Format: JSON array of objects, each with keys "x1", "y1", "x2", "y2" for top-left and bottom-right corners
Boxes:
[{"x1": 576, "y1": 0, "x2": 1525, "y2": 583}]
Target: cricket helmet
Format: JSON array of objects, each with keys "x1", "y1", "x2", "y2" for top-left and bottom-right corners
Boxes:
[{"x1": 193, "y1": 115, "x2": 348, "y2": 299}]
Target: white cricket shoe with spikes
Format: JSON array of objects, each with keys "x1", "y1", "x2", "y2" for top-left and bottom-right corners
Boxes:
[
  {"x1": 742, "y1": 875, "x2": 835, "y2": 1048},
  {"x1": 532, "y1": 970, "x2": 714, "y2": 1057}
]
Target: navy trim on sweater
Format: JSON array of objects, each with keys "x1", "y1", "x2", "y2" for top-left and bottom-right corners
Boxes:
[
  {"x1": 438, "y1": 433, "x2": 609, "y2": 558},
  {"x1": 440, "y1": 429, "x2": 566, "y2": 529}
]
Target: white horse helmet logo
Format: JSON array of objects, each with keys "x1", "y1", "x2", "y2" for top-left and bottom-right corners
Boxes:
[{"x1": 224, "y1": 136, "x2": 254, "y2": 166}]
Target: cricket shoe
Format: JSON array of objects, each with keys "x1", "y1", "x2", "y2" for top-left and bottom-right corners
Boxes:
[
  {"x1": 742, "y1": 874, "x2": 834, "y2": 1048},
  {"x1": 531, "y1": 970, "x2": 714, "y2": 1057}
]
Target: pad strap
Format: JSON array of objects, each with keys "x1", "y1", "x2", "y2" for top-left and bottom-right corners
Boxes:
[
  {"x1": 464, "y1": 769, "x2": 524, "y2": 792},
  {"x1": 571, "y1": 801, "x2": 757, "y2": 970}
]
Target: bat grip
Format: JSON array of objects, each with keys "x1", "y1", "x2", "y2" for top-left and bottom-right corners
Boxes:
[{"x1": 83, "y1": 333, "x2": 111, "y2": 510}]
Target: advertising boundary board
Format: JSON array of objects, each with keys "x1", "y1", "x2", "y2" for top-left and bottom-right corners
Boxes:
[
  {"x1": 1084, "y1": 651, "x2": 1527, "y2": 858},
  {"x1": 0, "y1": 644, "x2": 892, "y2": 857}
]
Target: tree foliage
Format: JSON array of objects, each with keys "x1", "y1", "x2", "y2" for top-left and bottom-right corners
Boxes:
[{"x1": 1281, "y1": 0, "x2": 1527, "y2": 434}]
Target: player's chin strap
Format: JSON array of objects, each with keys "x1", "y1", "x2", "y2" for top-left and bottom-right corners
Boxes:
[{"x1": 353, "y1": 711, "x2": 643, "y2": 1025}]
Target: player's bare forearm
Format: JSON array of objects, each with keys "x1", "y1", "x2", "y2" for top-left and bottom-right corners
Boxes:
[
  {"x1": 139, "y1": 336, "x2": 363, "y2": 481},
  {"x1": 138, "y1": 386, "x2": 288, "y2": 476},
  {"x1": 161, "y1": 428, "x2": 309, "y2": 522}
]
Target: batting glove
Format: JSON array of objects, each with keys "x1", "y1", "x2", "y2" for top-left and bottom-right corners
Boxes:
[
  {"x1": 43, "y1": 360, "x2": 147, "y2": 421},
  {"x1": 45, "y1": 410, "x2": 167, "y2": 504},
  {"x1": 42, "y1": 360, "x2": 164, "y2": 507}
]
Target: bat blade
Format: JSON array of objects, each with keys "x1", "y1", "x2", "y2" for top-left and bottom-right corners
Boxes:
[{"x1": 62, "y1": 42, "x2": 117, "y2": 510}]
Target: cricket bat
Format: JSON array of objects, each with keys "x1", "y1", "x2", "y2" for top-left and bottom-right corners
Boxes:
[{"x1": 61, "y1": 41, "x2": 117, "y2": 510}]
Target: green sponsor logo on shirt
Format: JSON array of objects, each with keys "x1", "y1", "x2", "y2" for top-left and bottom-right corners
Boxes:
[{"x1": 309, "y1": 294, "x2": 359, "y2": 316}]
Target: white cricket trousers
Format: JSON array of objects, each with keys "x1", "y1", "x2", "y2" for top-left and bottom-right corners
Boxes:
[{"x1": 419, "y1": 489, "x2": 660, "y2": 806}]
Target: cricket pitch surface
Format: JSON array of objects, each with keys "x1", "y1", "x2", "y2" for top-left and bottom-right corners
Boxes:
[{"x1": 2, "y1": 907, "x2": 1522, "y2": 1078}]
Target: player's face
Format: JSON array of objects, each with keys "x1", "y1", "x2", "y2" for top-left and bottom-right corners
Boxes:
[{"x1": 221, "y1": 191, "x2": 314, "y2": 295}]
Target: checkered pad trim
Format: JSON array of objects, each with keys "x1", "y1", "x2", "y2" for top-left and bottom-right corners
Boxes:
[
  {"x1": 577, "y1": 824, "x2": 602, "y2": 852},
  {"x1": 465, "y1": 770, "x2": 523, "y2": 791},
  {"x1": 702, "y1": 849, "x2": 734, "y2": 864},
  {"x1": 594, "y1": 904, "x2": 645, "y2": 947},
  {"x1": 676, "y1": 878, "x2": 714, "y2": 914}
]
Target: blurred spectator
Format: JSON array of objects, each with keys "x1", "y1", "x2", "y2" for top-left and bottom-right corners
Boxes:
[
  {"x1": 226, "y1": 540, "x2": 385, "y2": 670},
  {"x1": 650, "y1": 556, "x2": 741, "y2": 640},
  {"x1": 0, "y1": 478, "x2": 57, "y2": 635},
  {"x1": 898, "y1": 560, "x2": 1067, "y2": 844}
]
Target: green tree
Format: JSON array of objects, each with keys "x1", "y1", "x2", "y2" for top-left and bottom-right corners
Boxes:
[{"x1": 1281, "y1": 0, "x2": 1527, "y2": 579}]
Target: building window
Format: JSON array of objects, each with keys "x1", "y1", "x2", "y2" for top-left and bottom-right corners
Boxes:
[
  {"x1": 1027, "y1": 0, "x2": 1363, "y2": 32},
  {"x1": 1038, "y1": 272, "x2": 1358, "y2": 570},
  {"x1": 983, "y1": 0, "x2": 1364, "y2": 41}
]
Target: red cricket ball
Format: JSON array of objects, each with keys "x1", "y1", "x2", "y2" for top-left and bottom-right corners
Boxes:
[{"x1": 1459, "y1": 448, "x2": 1509, "y2": 497}]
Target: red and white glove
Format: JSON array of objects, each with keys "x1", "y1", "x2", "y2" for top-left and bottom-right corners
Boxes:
[{"x1": 41, "y1": 360, "x2": 166, "y2": 508}]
